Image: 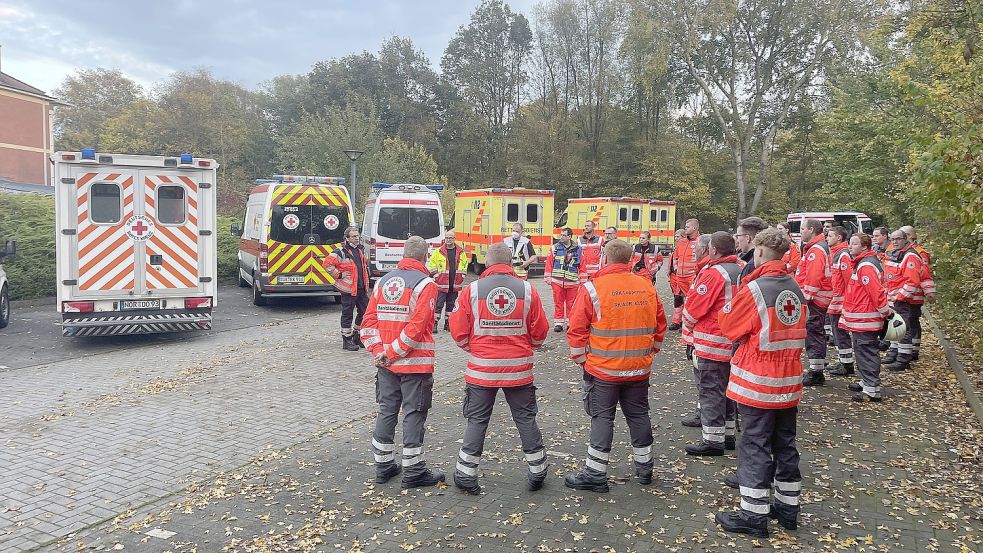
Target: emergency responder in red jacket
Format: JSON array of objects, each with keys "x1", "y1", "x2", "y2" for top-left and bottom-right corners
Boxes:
[
  {"x1": 578, "y1": 221, "x2": 603, "y2": 281},
  {"x1": 777, "y1": 222, "x2": 801, "y2": 274},
  {"x1": 795, "y1": 218, "x2": 833, "y2": 386},
  {"x1": 897, "y1": 225, "x2": 932, "y2": 359},
  {"x1": 360, "y1": 236, "x2": 444, "y2": 489},
  {"x1": 322, "y1": 227, "x2": 372, "y2": 351},
  {"x1": 681, "y1": 232, "x2": 742, "y2": 456},
  {"x1": 565, "y1": 240, "x2": 667, "y2": 492},
  {"x1": 630, "y1": 231, "x2": 664, "y2": 283},
  {"x1": 715, "y1": 228, "x2": 806, "y2": 538},
  {"x1": 545, "y1": 227, "x2": 581, "y2": 331},
  {"x1": 668, "y1": 219, "x2": 700, "y2": 330},
  {"x1": 883, "y1": 228, "x2": 936, "y2": 371},
  {"x1": 448, "y1": 243, "x2": 550, "y2": 494},
  {"x1": 839, "y1": 233, "x2": 891, "y2": 402},
  {"x1": 826, "y1": 226, "x2": 856, "y2": 376},
  {"x1": 680, "y1": 233, "x2": 711, "y2": 429}
]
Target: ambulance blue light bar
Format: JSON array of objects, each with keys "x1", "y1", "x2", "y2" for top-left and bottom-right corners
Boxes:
[
  {"x1": 262, "y1": 175, "x2": 348, "y2": 185},
  {"x1": 372, "y1": 182, "x2": 444, "y2": 191},
  {"x1": 81, "y1": 148, "x2": 96, "y2": 160},
  {"x1": 180, "y1": 153, "x2": 193, "y2": 164}
]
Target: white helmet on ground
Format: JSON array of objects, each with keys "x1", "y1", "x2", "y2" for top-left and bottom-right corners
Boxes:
[{"x1": 883, "y1": 312, "x2": 907, "y2": 342}]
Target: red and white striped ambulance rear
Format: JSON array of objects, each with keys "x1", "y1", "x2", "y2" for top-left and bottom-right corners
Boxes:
[{"x1": 54, "y1": 151, "x2": 218, "y2": 337}]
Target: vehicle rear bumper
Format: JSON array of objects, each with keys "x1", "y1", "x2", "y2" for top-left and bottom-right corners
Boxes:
[
  {"x1": 61, "y1": 309, "x2": 212, "y2": 337},
  {"x1": 259, "y1": 283, "x2": 341, "y2": 297}
]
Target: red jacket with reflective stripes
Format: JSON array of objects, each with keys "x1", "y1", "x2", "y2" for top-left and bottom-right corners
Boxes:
[
  {"x1": 886, "y1": 246, "x2": 935, "y2": 305},
  {"x1": 721, "y1": 260, "x2": 806, "y2": 410},
  {"x1": 839, "y1": 250, "x2": 889, "y2": 333},
  {"x1": 360, "y1": 258, "x2": 437, "y2": 374},
  {"x1": 449, "y1": 265, "x2": 549, "y2": 387},
  {"x1": 669, "y1": 235, "x2": 698, "y2": 294},
  {"x1": 321, "y1": 243, "x2": 370, "y2": 296},
  {"x1": 568, "y1": 264, "x2": 667, "y2": 382},
  {"x1": 682, "y1": 256, "x2": 741, "y2": 361},
  {"x1": 578, "y1": 234, "x2": 603, "y2": 281},
  {"x1": 794, "y1": 236, "x2": 833, "y2": 309},
  {"x1": 828, "y1": 242, "x2": 852, "y2": 315},
  {"x1": 782, "y1": 241, "x2": 801, "y2": 275}
]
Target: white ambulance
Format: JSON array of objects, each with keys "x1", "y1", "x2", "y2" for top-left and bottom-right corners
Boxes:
[
  {"x1": 786, "y1": 211, "x2": 874, "y2": 243},
  {"x1": 53, "y1": 150, "x2": 218, "y2": 337},
  {"x1": 361, "y1": 182, "x2": 445, "y2": 280},
  {"x1": 0, "y1": 239, "x2": 14, "y2": 329}
]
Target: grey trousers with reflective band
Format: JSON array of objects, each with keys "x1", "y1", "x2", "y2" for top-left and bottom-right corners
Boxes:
[
  {"x1": 805, "y1": 302, "x2": 828, "y2": 373},
  {"x1": 581, "y1": 372, "x2": 653, "y2": 476},
  {"x1": 737, "y1": 404, "x2": 802, "y2": 523},
  {"x1": 829, "y1": 313, "x2": 854, "y2": 364},
  {"x1": 454, "y1": 383, "x2": 546, "y2": 481},
  {"x1": 853, "y1": 331, "x2": 882, "y2": 397},
  {"x1": 372, "y1": 368, "x2": 434, "y2": 478},
  {"x1": 891, "y1": 301, "x2": 917, "y2": 361},
  {"x1": 435, "y1": 290, "x2": 459, "y2": 321},
  {"x1": 696, "y1": 357, "x2": 737, "y2": 444}
]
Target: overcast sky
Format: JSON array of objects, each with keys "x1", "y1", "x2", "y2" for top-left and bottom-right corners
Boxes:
[{"x1": 0, "y1": 0, "x2": 539, "y2": 95}]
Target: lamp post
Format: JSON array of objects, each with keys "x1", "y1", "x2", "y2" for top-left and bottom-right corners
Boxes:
[
  {"x1": 575, "y1": 181, "x2": 586, "y2": 199},
  {"x1": 343, "y1": 149, "x2": 364, "y2": 215}
]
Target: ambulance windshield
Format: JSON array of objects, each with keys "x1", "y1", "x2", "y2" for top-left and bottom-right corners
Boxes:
[
  {"x1": 270, "y1": 205, "x2": 349, "y2": 245},
  {"x1": 377, "y1": 207, "x2": 441, "y2": 240}
]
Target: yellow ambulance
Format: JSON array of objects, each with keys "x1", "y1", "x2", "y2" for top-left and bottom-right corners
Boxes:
[
  {"x1": 451, "y1": 187, "x2": 555, "y2": 273},
  {"x1": 554, "y1": 197, "x2": 676, "y2": 252}
]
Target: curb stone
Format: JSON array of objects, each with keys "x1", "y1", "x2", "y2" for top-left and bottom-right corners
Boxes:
[{"x1": 923, "y1": 307, "x2": 983, "y2": 427}]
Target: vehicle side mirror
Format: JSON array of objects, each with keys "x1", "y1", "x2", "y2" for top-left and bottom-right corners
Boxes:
[
  {"x1": 231, "y1": 223, "x2": 241, "y2": 237},
  {"x1": 1, "y1": 240, "x2": 15, "y2": 258}
]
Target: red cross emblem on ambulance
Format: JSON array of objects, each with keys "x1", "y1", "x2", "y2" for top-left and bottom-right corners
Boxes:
[{"x1": 125, "y1": 215, "x2": 155, "y2": 241}]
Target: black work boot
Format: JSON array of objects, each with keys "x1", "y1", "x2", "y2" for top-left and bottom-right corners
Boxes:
[
  {"x1": 685, "y1": 440, "x2": 725, "y2": 456},
  {"x1": 848, "y1": 382, "x2": 863, "y2": 392},
  {"x1": 882, "y1": 349, "x2": 898, "y2": 365},
  {"x1": 401, "y1": 468, "x2": 445, "y2": 489},
  {"x1": 636, "y1": 468, "x2": 653, "y2": 485},
  {"x1": 553, "y1": 324, "x2": 564, "y2": 333},
  {"x1": 884, "y1": 355, "x2": 911, "y2": 372},
  {"x1": 342, "y1": 334, "x2": 359, "y2": 351},
  {"x1": 715, "y1": 510, "x2": 769, "y2": 538},
  {"x1": 443, "y1": 319, "x2": 450, "y2": 331},
  {"x1": 563, "y1": 470, "x2": 609, "y2": 493},
  {"x1": 852, "y1": 392, "x2": 882, "y2": 402},
  {"x1": 433, "y1": 321, "x2": 439, "y2": 333},
  {"x1": 723, "y1": 472, "x2": 739, "y2": 489},
  {"x1": 681, "y1": 412, "x2": 701, "y2": 428},
  {"x1": 802, "y1": 371, "x2": 825, "y2": 386},
  {"x1": 724, "y1": 435, "x2": 736, "y2": 451},
  {"x1": 453, "y1": 473, "x2": 481, "y2": 495},
  {"x1": 911, "y1": 349, "x2": 920, "y2": 361},
  {"x1": 375, "y1": 464, "x2": 402, "y2": 484},
  {"x1": 352, "y1": 332, "x2": 365, "y2": 349},
  {"x1": 668, "y1": 322, "x2": 682, "y2": 331},
  {"x1": 878, "y1": 340, "x2": 891, "y2": 351},
  {"x1": 528, "y1": 470, "x2": 548, "y2": 491},
  {"x1": 769, "y1": 502, "x2": 799, "y2": 531},
  {"x1": 827, "y1": 362, "x2": 854, "y2": 376}
]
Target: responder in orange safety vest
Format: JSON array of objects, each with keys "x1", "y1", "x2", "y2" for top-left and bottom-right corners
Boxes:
[
  {"x1": 448, "y1": 242, "x2": 550, "y2": 495},
  {"x1": 564, "y1": 239, "x2": 667, "y2": 493},
  {"x1": 322, "y1": 226, "x2": 371, "y2": 351},
  {"x1": 714, "y1": 227, "x2": 806, "y2": 538},
  {"x1": 360, "y1": 236, "x2": 445, "y2": 489},
  {"x1": 668, "y1": 218, "x2": 700, "y2": 330}
]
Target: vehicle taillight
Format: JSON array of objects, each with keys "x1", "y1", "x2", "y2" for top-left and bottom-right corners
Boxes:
[
  {"x1": 63, "y1": 301, "x2": 94, "y2": 313},
  {"x1": 184, "y1": 297, "x2": 212, "y2": 309},
  {"x1": 61, "y1": 154, "x2": 76, "y2": 160},
  {"x1": 259, "y1": 243, "x2": 269, "y2": 272},
  {"x1": 198, "y1": 160, "x2": 211, "y2": 167}
]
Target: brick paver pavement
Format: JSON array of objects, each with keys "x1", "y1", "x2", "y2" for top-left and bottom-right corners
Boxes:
[{"x1": 2, "y1": 274, "x2": 979, "y2": 552}]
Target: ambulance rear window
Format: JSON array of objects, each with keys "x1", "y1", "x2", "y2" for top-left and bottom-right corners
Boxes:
[
  {"x1": 632, "y1": 208, "x2": 640, "y2": 222},
  {"x1": 619, "y1": 208, "x2": 628, "y2": 222},
  {"x1": 377, "y1": 207, "x2": 441, "y2": 240},
  {"x1": 788, "y1": 220, "x2": 801, "y2": 234},
  {"x1": 506, "y1": 203, "x2": 519, "y2": 223},
  {"x1": 90, "y1": 183, "x2": 121, "y2": 224},
  {"x1": 157, "y1": 186, "x2": 186, "y2": 225},
  {"x1": 526, "y1": 204, "x2": 539, "y2": 223}
]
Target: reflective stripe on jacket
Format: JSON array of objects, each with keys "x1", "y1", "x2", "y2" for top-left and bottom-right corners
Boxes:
[
  {"x1": 545, "y1": 241, "x2": 581, "y2": 286},
  {"x1": 321, "y1": 243, "x2": 370, "y2": 296},
  {"x1": 682, "y1": 256, "x2": 741, "y2": 361},
  {"x1": 578, "y1": 235, "x2": 602, "y2": 281},
  {"x1": 721, "y1": 260, "x2": 806, "y2": 410},
  {"x1": 794, "y1": 236, "x2": 833, "y2": 309},
  {"x1": 448, "y1": 265, "x2": 549, "y2": 387},
  {"x1": 886, "y1": 246, "x2": 934, "y2": 305},
  {"x1": 630, "y1": 243, "x2": 663, "y2": 280},
  {"x1": 567, "y1": 264, "x2": 667, "y2": 382},
  {"x1": 360, "y1": 258, "x2": 437, "y2": 374},
  {"x1": 428, "y1": 244, "x2": 469, "y2": 292},
  {"x1": 828, "y1": 243, "x2": 852, "y2": 315},
  {"x1": 839, "y1": 251, "x2": 889, "y2": 333}
]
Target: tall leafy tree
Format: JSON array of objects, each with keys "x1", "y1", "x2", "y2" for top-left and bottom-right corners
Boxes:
[{"x1": 52, "y1": 68, "x2": 144, "y2": 150}]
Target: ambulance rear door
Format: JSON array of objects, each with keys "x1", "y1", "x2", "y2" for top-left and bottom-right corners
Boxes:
[{"x1": 142, "y1": 170, "x2": 212, "y2": 297}]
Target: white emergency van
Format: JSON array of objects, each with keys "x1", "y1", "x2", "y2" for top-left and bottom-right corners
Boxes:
[
  {"x1": 0, "y1": 239, "x2": 15, "y2": 329},
  {"x1": 361, "y1": 182, "x2": 445, "y2": 280},
  {"x1": 53, "y1": 150, "x2": 218, "y2": 337},
  {"x1": 786, "y1": 211, "x2": 873, "y2": 242},
  {"x1": 234, "y1": 175, "x2": 354, "y2": 305}
]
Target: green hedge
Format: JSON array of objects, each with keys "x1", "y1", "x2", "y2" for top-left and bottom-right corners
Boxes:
[{"x1": 0, "y1": 192, "x2": 240, "y2": 301}]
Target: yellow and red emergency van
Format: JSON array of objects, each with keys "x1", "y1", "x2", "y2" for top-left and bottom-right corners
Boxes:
[
  {"x1": 54, "y1": 150, "x2": 218, "y2": 336},
  {"x1": 235, "y1": 175, "x2": 354, "y2": 306},
  {"x1": 452, "y1": 187, "x2": 555, "y2": 274},
  {"x1": 554, "y1": 197, "x2": 676, "y2": 252}
]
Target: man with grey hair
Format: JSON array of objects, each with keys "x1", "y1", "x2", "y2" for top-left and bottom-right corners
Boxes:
[
  {"x1": 448, "y1": 242, "x2": 550, "y2": 494},
  {"x1": 360, "y1": 236, "x2": 444, "y2": 489}
]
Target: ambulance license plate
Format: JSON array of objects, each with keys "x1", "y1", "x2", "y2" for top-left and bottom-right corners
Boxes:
[
  {"x1": 120, "y1": 300, "x2": 161, "y2": 310},
  {"x1": 278, "y1": 275, "x2": 305, "y2": 284}
]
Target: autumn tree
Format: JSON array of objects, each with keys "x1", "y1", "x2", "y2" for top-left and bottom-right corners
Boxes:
[{"x1": 52, "y1": 68, "x2": 144, "y2": 150}]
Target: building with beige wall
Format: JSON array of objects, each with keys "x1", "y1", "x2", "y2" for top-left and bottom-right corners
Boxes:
[{"x1": 0, "y1": 71, "x2": 61, "y2": 186}]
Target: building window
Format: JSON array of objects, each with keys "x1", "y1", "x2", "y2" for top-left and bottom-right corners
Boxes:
[
  {"x1": 157, "y1": 186, "x2": 187, "y2": 225},
  {"x1": 90, "y1": 183, "x2": 121, "y2": 224}
]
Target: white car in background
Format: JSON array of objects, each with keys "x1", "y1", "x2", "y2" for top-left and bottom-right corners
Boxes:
[{"x1": 0, "y1": 239, "x2": 16, "y2": 329}]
